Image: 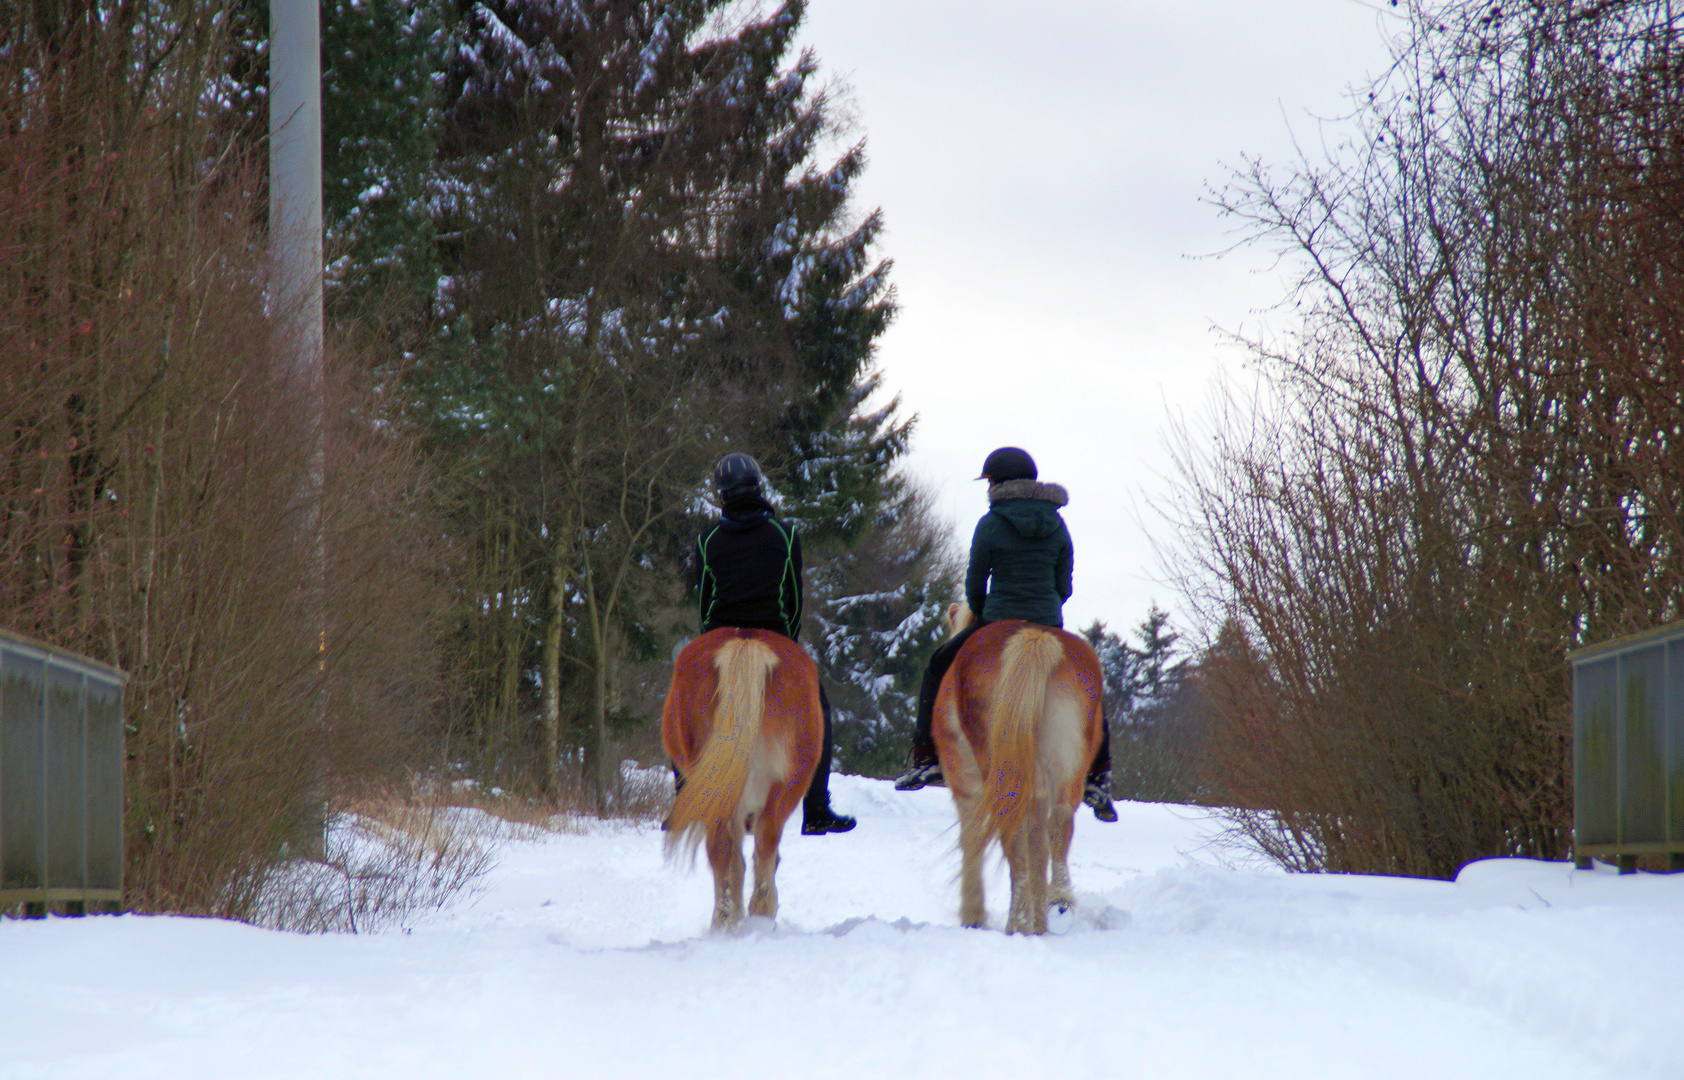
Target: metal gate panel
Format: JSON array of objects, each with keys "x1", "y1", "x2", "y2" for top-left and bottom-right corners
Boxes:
[
  {"x1": 2, "y1": 652, "x2": 44, "y2": 893},
  {"x1": 1620, "y1": 645, "x2": 1667, "y2": 845},
  {"x1": 1570, "y1": 622, "x2": 1684, "y2": 867},
  {"x1": 1669, "y1": 643, "x2": 1684, "y2": 845},
  {"x1": 84, "y1": 678, "x2": 124, "y2": 894},
  {"x1": 1574, "y1": 656, "x2": 1617, "y2": 848},
  {"x1": 0, "y1": 630, "x2": 127, "y2": 907},
  {"x1": 45, "y1": 665, "x2": 85, "y2": 892}
]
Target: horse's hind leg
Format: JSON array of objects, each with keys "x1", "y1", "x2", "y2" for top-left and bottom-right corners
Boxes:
[
  {"x1": 1048, "y1": 800, "x2": 1076, "y2": 909},
  {"x1": 1005, "y1": 798, "x2": 1051, "y2": 934},
  {"x1": 955, "y1": 791, "x2": 988, "y2": 928},
  {"x1": 1027, "y1": 799, "x2": 1050, "y2": 933},
  {"x1": 748, "y1": 811, "x2": 785, "y2": 921},
  {"x1": 706, "y1": 820, "x2": 745, "y2": 930},
  {"x1": 941, "y1": 705, "x2": 988, "y2": 928},
  {"x1": 1003, "y1": 822, "x2": 1031, "y2": 934}
]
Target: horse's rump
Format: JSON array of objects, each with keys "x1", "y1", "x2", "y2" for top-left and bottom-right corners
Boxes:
[
  {"x1": 661, "y1": 628, "x2": 821, "y2": 865},
  {"x1": 944, "y1": 621, "x2": 1103, "y2": 842},
  {"x1": 933, "y1": 619, "x2": 1104, "y2": 933}
]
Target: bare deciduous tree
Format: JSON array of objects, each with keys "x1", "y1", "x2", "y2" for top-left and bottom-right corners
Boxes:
[
  {"x1": 2, "y1": 5, "x2": 450, "y2": 918},
  {"x1": 1172, "y1": 0, "x2": 1684, "y2": 877}
]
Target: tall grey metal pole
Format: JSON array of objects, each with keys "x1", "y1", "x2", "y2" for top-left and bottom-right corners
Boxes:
[
  {"x1": 269, "y1": 0, "x2": 326, "y2": 858},
  {"x1": 269, "y1": 0, "x2": 323, "y2": 382}
]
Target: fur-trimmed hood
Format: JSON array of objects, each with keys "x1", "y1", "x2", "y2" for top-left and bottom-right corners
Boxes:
[
  {"x1": 987, "y1": 479, "x2": 1069, "y2": 508},
  {"x1": 986, "y1": 479, "x2": 1068, "y2": 540}
]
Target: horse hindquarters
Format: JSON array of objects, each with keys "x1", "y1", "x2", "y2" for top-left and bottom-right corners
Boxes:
[
  {"x1": 938, "y1": 623, "x2": 1102, "y2": 934},
  {"x1": 663, "y1": 630, "x2": 822, "y2": 930},
  {"x1": 663, "y1": 634, "x2": 781, "y2": 930},
  {"x1": 938, "y1": 624, "x2": 1061, "y2": 932},
  {"x1": 987, "y1": 629, "x2": 1093, "y2": 935}
]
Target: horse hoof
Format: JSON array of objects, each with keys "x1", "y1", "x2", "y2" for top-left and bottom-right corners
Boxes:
[{"x1": 1047, "y1": 902, "x2": 1074, "y2": 935}]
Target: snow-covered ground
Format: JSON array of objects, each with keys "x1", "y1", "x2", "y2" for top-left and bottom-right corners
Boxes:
[{"x1": 4, "y1": 775, "x2": 1681, "y2": 1079}]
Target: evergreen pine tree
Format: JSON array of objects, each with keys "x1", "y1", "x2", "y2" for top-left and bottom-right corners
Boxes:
[
  {"x1": 1130, "y1": 605, "x2": 1186, "y2": 708},
  {"x1": 320, "y1": 0, "x2": 451, "y2": 312},
  {"x1": 414, "y1": 0, "x2": 902, "y2": 799},
  {"x1": 1085, "y1": 606, "x2": 1202, "y2": 804}
]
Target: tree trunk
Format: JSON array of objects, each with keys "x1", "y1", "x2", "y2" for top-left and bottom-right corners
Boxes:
[
  {"x1": 591, "y1": 650, "x2": 610, "y2": 816},
  {"x1": 539, "y1": 548, "x2": 565, "y2": 803}
]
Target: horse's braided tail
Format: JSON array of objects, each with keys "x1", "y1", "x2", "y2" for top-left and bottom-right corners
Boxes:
[
  {"x1": 663, "y1": 635, "x2": 780, "y2": 865},
  {"x1": 984, "y1": 627, "x2": 1064, "y2": 844}
]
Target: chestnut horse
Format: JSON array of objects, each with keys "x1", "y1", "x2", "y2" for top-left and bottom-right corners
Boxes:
[
  {"x1": 661, "y1": 627, "x2": 823, "y2": 930},
  {"x1": 932, "y1": 604, "x2": 1105, "y2": 934}
]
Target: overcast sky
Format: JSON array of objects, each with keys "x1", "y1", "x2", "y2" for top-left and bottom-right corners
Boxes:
[{"x1": 793, "y1": 1, "x2": 1404, "y2": 639}]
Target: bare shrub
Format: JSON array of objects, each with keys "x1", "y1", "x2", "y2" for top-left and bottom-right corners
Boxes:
[
  {"x1": 1, "y1": 8, "x2": 448, "y2": 916},
  {"x1": 608, "y1": 761, "x2": 677, "y2": 821},
  {"x1": 1175, "y1": 0, "x2": 1684, "y2": 878},
  {"x1": 247, "y1": 789, "x2": 494, "y2": 934},
  {"x1": 249, "y1": 760, "x2": 672, "y2": 933}
]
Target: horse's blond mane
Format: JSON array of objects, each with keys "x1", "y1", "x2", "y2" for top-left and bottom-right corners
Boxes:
[{"x1": 945, "y1": 601, "x2": 977, "y2": 640}]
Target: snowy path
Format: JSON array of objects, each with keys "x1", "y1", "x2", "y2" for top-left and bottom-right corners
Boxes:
[{"x1": 4, "y1": 776, "x2": 1681, "y2": 1079}]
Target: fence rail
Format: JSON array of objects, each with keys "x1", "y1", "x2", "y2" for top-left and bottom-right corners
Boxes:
[
  {"x1": 1, "y1": 628, "x2": 127, "y2": 909},
  {"x1": 1568, "y1": 620, "x2": 1684, "y2": 874}
]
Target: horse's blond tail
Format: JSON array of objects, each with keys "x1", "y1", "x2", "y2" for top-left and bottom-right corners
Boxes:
[
  {"x1": 664, "y1": 636, "x2": 781, "y2": 864},
  {"x1": 984, "y1": 628, "x2": 1064, "y2": 843}
]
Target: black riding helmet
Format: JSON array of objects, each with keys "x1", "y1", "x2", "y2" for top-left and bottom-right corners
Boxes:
[
  {"x1": 712, "y1": 452, "x2": 765, "y2": 501},
  {"x1": 977, "y1": 446, "x2": 1037, "y2": 483}
]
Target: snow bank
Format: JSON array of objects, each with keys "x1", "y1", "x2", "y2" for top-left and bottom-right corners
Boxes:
[{"x1": 3, "y1": 776, "x2": 1679, "y2": 1079}]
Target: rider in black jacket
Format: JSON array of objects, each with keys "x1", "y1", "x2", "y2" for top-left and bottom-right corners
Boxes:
[
  {"x1": 684, "y1": 452, "x2": 856, "y2": 835},
  {"x1": 893, "y1": 447, "x2": 1115, "y2": 822}
]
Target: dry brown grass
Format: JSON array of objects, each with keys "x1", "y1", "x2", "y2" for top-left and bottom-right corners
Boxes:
[
  {"x1": 425, "y1": 759, "x2": 676, "y2": 838},
  {"x1": 247, "y1": 786, "x2": 493, "y2": 934},
  {"x1": 243, "y1": 760, "x2": 677, "y2": 932}
]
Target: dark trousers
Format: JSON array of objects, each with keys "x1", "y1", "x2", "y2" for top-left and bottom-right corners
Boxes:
[
  {"x1": 803, "y1": 684, "x2": 836, "y2": 820},
  {"x1": 672, "y1": 682, "x2": 836, "y2": 821},
  {"x1": 911, "y1": 624, "x2": 980, "y2": 754},
  {"x1": 911, "y1": 625, "x2": 1110, "y2": 782}
]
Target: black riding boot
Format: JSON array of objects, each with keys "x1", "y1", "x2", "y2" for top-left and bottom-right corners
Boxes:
[
  {"x1": 1084, "y1": 719, "x2": 1116, "y2": 822},
  {"x1": 894, "y1": 625, "x2": 979, "y2": 791},
  {"x1": 802, "y1": 685, "x2": 855, "y2": 834}
]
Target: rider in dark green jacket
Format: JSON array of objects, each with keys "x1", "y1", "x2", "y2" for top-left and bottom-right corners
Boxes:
[
  {"x1": 964, "y1": 479, "x2": 1074, "y2": 627},
  {"x1": 893, "y1": 447, "x2": 1115, "y2": 821}
]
